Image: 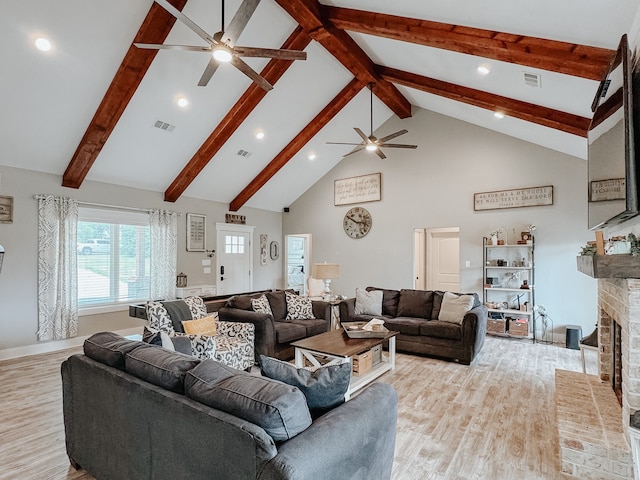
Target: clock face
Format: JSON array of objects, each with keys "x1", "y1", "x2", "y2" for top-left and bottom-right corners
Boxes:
[{"x1": 343, "y1": 207, "x2": 372, "y2": 239}]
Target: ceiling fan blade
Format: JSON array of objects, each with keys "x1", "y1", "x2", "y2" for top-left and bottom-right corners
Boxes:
[
  {"x1": 378, "y1": 143, "x2": 418, "y2": 149},
  {"x1": 197, "y1": 57, "x2": 221, "y2": 86},
  {"x1": 378, "y1": 129, "x2": 408, "y2": 143},
  {"x1": 375, "y1": 148, "x2": 387, "y2": 160},
  {"x1": 224, "y1": 0, "x2": 260, "y2": 45},
  {"x1": 154, "y1": 0, "x2": 214, "y2": 44},
  {"x1": 231, "y1": 57, "x2": 273, "y2": 91},
  {"x1": 134, "y1": 43, "x2": 212, "y2": 52},
  {"x1": 343, "y1": 146, "x2": 366, "y2": 157},
  {"x1": 354, "y1": 127, "x2": 370, "y2": 143},
  {"x1": 233, "y1": 46, "x2": 307, "y2": 60},
  {"x1": 326, "y1": 142, "x2": 364, "y2": 146}
]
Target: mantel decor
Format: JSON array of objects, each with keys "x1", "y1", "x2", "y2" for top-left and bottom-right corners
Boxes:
[
  {"x1": 474, "y1": 186, "x2": 553, "y2": 211},
  {"x1": 334, "y1": 172, "x2": 381, "y2": 206},
  {"x1": 186, "y1": 213, "x2": 206, "y2": 252}
]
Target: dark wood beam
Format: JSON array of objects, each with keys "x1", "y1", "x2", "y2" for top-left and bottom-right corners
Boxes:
[
  {"x1": 274, "y1": 0, "x2": 411, "y2": 119},
  {"x1": 378, "y1": 65, "x2": 591, "y2": 137},
  {"x1": 327, "y1": 6, "x2": 614, "y2": 81},
  {"x1": 62, "y1": 0, "x2": 188, "y2": 189},
  {"x1": 229, "y1": 78, "x2": 364, "y2": 211},
  {"x1": 164, "y1": 27, "x2": 312, "y2": 202}
]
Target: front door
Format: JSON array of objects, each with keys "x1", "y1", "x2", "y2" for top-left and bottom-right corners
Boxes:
[{"x1": 216, "y1": 223, "x2": 254, "y2": 296}]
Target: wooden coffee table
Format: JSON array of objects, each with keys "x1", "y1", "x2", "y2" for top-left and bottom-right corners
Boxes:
[{"x1": 291, "y1": 328, "x2": 398, "y2": 400}]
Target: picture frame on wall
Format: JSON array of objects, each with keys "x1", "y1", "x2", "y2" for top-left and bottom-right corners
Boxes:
[
  {"x1": 0, "y1": 195, "x2": 13, "y2": 224},
  {"x1": 186, "y1": 213, "x2": 206, "y2": 252}
]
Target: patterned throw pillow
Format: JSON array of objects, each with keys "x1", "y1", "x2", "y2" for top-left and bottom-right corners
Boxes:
[
  {"x1": 145, "y1": 301, "x2": 175, "y2": 334},
  {"x1": 182, "y1": 315, "x2": 217, "y2": 335},
  {"x1": 183, "y1": 296, "x2": 208, "y2": 319},
  {"x1": 285, "y1": 291, "x2": 315, "y2": 320},
  {"x1": 251, "y1": 294, "x2": 273, "y2": 316}
]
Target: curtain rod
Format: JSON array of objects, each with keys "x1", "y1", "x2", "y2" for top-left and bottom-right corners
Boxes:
[{"x1": 32, "y1": 195, "x2": 181, "y2": 215}]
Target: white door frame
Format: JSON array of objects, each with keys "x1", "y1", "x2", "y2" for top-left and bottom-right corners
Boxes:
[
  {"x1": 426, "y1": 227, "x2": 460, "y2": 291},
  {"x1": 285, "y1": 234, "x2": 312, "y2": 294},
  {"x1": 216, "y1": 223, "x2": 255, "y2": 295}
]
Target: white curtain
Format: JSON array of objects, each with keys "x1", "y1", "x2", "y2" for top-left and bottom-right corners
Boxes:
[
  {"x1": 37, "y1": 195, "x2": 78, "y2": 341},
  {"x1": 150, "y1": 209, "x2": 178, "y2": 300}
]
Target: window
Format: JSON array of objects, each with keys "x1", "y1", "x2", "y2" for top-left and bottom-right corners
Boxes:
[
  {"x1": 225, "y1": 235, "x2": 245, "y2": 254},
  {"x1": 78, "y1": 207, "x2": 150, "y2": 309}
]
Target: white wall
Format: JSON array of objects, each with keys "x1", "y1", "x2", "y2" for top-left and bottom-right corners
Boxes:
[
  {"x1": 0, "y1": 166, "x2": 283, "y2": 351},
  {"x1": 284, "y1": 107, "x2": 599, "y2": 341}
]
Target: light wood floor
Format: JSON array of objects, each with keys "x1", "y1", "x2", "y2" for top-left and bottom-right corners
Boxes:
[{"x1": 0, "y1": 336, "x2": 593, "y2": 480}]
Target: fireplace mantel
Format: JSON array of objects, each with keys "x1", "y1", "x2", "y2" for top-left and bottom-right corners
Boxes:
[{"x1": 577, "y1": 255, "x2": 640, "y2": 279}]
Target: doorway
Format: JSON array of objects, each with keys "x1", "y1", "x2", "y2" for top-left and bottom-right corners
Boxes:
[
  {"x1": 414, "y1": 227, "x2": 460, "y2": 292},
  {"x1": 216, "y1": 223, "x2": 254, "y2": 296},
  {"x1": 285, "y1": 234, "x2": 312, "y2": 294}
]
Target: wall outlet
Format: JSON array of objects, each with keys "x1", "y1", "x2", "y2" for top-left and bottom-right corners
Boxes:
[
  {"x1": 203, "y1": 267, "x2": 211, "y2": 274},
  {"x1": 202, "y1": 259, "x2": 211, "y2": 266}
]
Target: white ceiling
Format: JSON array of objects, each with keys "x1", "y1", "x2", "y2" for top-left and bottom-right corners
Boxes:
[{"x1": 2, "y1": 0, "x2": 638, "y2": 211}]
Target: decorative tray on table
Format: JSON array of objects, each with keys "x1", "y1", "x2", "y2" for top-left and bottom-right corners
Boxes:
[{"x1": 342, "y1": 321, "x2": 389, "y2": 338}]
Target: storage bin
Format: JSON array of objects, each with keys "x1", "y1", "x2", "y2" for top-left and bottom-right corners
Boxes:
[
  {"x1": 352, "y1": 350, "x2": 373, "y2": 376},
  {"x1": 487, "y1": 318, "x2": 507, "y2": 334},
  {"x1": 509, "y1": 318, "x2": 529, "y2": 336}
]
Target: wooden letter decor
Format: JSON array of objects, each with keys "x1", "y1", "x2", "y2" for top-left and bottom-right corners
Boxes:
[
  {"x1": 334, "y1": 173, "x2": 381, "y2": 206},
  {"x1": 474, "y1": 186, "x2": 553, "y2": 211},
  {"x1": 225, "y1": 213, "x2": 246, "y2": 224}
]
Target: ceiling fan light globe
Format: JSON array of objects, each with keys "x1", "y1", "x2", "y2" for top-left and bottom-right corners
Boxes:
[
  {"x1": 212, "y1": 46, "x2": 233, "y2": 63},
  {"x1": 366, "y1": 144, "x2": 378, "y2": 152}
]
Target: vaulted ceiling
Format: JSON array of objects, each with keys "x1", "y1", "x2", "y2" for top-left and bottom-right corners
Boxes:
[{"x1": 3, "y1": 0, "x2": 638, "y2": 211}]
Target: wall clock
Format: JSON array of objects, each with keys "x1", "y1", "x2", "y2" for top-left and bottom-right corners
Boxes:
[{"x1": 343, "y1": 207, "x2": 372, "y2": 239}]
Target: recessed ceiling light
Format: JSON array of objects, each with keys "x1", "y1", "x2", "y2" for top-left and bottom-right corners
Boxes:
[
  {"x1": 307, "y1": 153, "x2": 316, "y2": 161},
  {"x1": 477, "y1": 65, "x2": 490, "y2": 75},
  {"x1": 494, "y1": 112, "x2": 505, "y2": 119},
  {"x1": 177, "y1": 97, "x2": 189, "y2": 108},
  {"x1": 35, "y1": 37, "x2": 51, "y2": 52},
  {"x1": 255, "y1": 131, "x2": 265, "y2": 140}
]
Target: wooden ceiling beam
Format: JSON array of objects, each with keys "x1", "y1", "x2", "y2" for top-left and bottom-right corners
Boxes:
[
  {"x1": 62, "y1": 0, "x2": 188, "y2": 189},
  {"x1": 274, "y1": 0, "x2": 411, "y2": 119},
  {"x1": 229, "y1": 78, "x2": 365, "y2": 212},
  {"x1": 163, "y1": 27, "x2": 312, "y2": 202},
  {"x1": 378, "y1": 65, "x2": 591, "y2": 137},
  {"x1": 327, "y1": 6, "x2": 614, "y2": 81}
]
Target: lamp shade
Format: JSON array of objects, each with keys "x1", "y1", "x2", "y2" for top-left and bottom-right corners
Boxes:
[{"x1": 312, "y1": 263, "x2": 339, "y2": 280}]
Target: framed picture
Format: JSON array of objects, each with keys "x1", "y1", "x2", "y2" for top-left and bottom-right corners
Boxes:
[
  {"x1": 186, "y1": 213, "x2": 206, "y2": 252},
  {"x1": 590, "y1": 178, "x2": 625, "y2": 202},
  {"x1": 0, "y1": 195, "x2": 13, "y2": 224},
  {"x1": 334, "y1": 172, "x2": 381, "y2": 206},
  {"x1": 474, "y1": 186, "x2": 553, "y2": 211}
]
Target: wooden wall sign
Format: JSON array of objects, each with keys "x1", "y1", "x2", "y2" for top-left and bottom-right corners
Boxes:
[
  {"x1": 334, "y1": 172, "x2": 381, "y2": 206},
  {"x1": 0, "y1": 195, "x2": 12, "y2": 223},
  {"x1": 474, "y1": 186, "x2": 553, "y2": 211},
  {"x1": 590, "y1": 178, "x2": 625, "y2": 202},
  {"x1": 225, "y1": 213, "x2": 246, "y2": 224}
]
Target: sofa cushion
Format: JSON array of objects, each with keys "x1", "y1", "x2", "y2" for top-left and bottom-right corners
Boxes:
[
  {"x1": 438, "y1": 292, "x2": 475, "y2": 324},
  {"x1": 285, "y1": 291, "x2": 315, "y2": 320},
  {"x1": 185, "y1": 359, "x2": 312, "y2": 442},
  {"x1": 275, "y1": 322, "x2": 308, "y2": 344},
  {"x1": 419, "y1": 320, "x2": 463, "y2": 341},
  {"x1": 182, "y1": 315, "x2": 217, "y2": 335},
  {"x1": 431, "y1": 291, "x2": 445, "y2": 320},
  {"x1": 289, "y1": 318, "x2": 328, "y2": 337},
  {"x1": 355, "y1": 288, "x2": 383, "y2": 316},
  {"x1": 266, "y1": 290, "x2": 287, "y2": 321},
  {"x1": 83, "y1": 332, "x2": 142, "y2": 370},
  {"x1": 251, "y1": 294, "x2": 273, "y2": 316},
  {"x1": 259, "y1": 355, "x2": 351, "y2": 418},
  {"x1": 366, "y1": 287, "x2": 400, "y2": 317},
  {"x1": 383, "y1": 317, "x2": 424, "y2": 336},
  {"x1": 124, "y1": 343, "x2": 200, "y2": 394},
  {"x1": 227, "y1": 292, "x2": 264, "y2": 311},
  {"x1": 397, "y1": 289, "x2": 434, "y2": 319}
]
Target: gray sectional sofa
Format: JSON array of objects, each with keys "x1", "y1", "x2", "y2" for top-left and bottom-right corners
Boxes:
[
  {"x1": 339, "y1": 287, "x2": 488, "y2": 365},
  {"x1": 62, "y1": 332, "x2": 398, "y2": 480}
]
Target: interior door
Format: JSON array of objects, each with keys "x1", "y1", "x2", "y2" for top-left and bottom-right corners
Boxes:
[
  {"x1": 426, "y1": 228, "x2": 460, "y2": 292},
  {"x1": 216, "y1": 224, "x2": 254, "y2": 296},
  {"x1": 285, "y1": 234, "x2": 311, "y2": 294}
]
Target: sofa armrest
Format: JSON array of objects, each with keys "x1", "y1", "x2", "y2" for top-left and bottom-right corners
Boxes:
[
  {"x1": 461, "y1": 304, "x2": 488, "y2": 362},
  {"x1": 257, "y1": 383, "x2": 397, "y2": 480},
  {"x1": 218, "y1": 307, "x2": 275, "y2": 359},
  {"x1": 338, "y1": 298, "x2": 356, "y2": 323}
]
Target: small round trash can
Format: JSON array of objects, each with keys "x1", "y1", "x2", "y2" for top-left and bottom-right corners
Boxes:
[{"x1": 566, "y1": 325, "x2": 582, "y2": 350}]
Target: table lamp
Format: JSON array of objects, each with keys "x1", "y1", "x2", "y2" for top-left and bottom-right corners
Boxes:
[{"x1": 312, "y1": 263, "x2": 340, "y2": 298}]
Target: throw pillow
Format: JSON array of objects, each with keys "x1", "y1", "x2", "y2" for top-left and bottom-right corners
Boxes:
[
  {"x1": 251, "y1": 294, "x2": 273, "y2": 316},
  {"x1": 145, "y1": 301, "x2": 175, "y2": 334},
  {"x1": 259, "y1": 355, "x2": 351, "y2": 418},
  {"x1": 183, "y1": 296, "x2": 208, "y2": 319},
  {"x1": 182, "y1": 315, "x2": 217, "y2": 335},
  {"x1": 142, "y1": 326, "x2": 176, "y2": 351},
  {"x1": 397, "y1": 289, "x2": 434, "y2": 319},
  {"x1": 285, "y1": 291, "x2": 315, "y2": 320},
  {"x1": 354, "y1": 288, "x2": 383, "y2": 315},
  {"x1": 438, "y1": 292, "x2": 475, "y2": 324}
]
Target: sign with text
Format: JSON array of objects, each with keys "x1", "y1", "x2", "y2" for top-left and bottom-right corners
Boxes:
[
  {"x1": 474, "y1": 186, "x2": 554, "y2": 211},
  {"x1": 334, "y1": 172, "x2": 381, "y2": 206},
  {"x1": 590, "y1": 178, "x2": 625, "y2": 202}
]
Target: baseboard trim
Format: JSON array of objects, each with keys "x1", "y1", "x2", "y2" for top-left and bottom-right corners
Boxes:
[{"x1": 0, "y1": 327, "x2": 142, "y2": 361}]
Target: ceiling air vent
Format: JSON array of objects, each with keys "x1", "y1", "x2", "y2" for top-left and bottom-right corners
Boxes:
[
  {"x1": 523, "y1": 72, "x2": 541, "y2": 88},
  {"x1": 153, "y1": 120, "x2": 175, "y2": 132},
  {"x1": 237, "y1": 149, "x2": 252, "y2": 158}
]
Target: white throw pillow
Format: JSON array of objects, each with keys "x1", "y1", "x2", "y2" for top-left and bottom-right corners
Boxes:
[
  {"x1": 354, "y1": 288, "x2": 383, "y2": 316},
  {"x1": 252, "y1": 294, "x2": 273, "y2": 316},
  {"x1": 285, "y1": 291, "x2": 315, "y2": 320},
  {"x1": 438, "y1": 292, "x2": 475, "y2": 324}
]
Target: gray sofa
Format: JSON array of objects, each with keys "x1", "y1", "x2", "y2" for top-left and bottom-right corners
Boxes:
[
  {"x1": 218, "y1": 290, "x2": 331, "y2": 361},
  {"x1": 62, "y1": 332, "x2": 397, "y2": 480},
  {"x1": 339, "y1": 287, "x2": 488, "y2": 365}
]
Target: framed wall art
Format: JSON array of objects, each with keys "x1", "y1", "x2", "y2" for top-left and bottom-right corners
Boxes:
[
  {"x1": 590, "y1": 178, "x2": 625, "y2": 202},
  {"x1": 334, "y1": 172, "x2": 381, "y2": 206},
  {"x1": 474, "y1": 186, "x2": 553, "y2": 211},
  {"x1": 0, "y1": 195, "x2": 13, "y2": 224},
  {"x1": 187, "y1": 213, "x2": 206, "y2": 252}
]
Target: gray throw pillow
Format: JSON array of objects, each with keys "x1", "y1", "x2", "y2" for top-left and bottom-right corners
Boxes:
[
  {"x1": 397, "y1": 289, "x2": 434, "y2": 319},
  {"x1": 259, "y1": 355, "x2": 351, "y2": 418},
  {"x1": 354, "y1": 288, "x2": 383, "y2": 315},
  {"x1": 438, "y1": 292, "x2": 475, "y2": 324}
]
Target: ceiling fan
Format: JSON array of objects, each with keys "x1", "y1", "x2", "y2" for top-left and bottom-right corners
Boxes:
[
  {"x1": 134, "y1": 0, "x2": 307, "y2": 91},
  {"x1": 327, "y1": 83, "x2": 417, "y2": 159}
]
